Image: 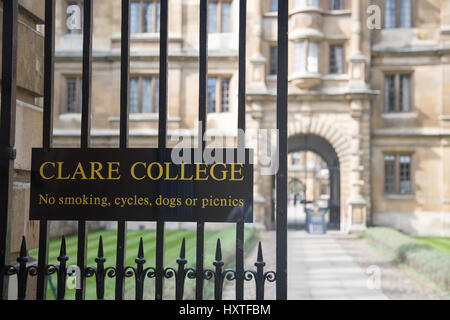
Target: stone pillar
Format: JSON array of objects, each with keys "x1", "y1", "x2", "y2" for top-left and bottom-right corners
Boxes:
[
  {"x1": 346, "y1": 100, "x2": 367, "y2": 233},
  {"x1": 440, "y1": 0, "x2": 450, "y2": 41},
  {"x1": 348, "y1": 0, "x2": 368, "y2": 91},
  {"x1": 248, "y1": 0, "x2": 267, "y2": 92}
]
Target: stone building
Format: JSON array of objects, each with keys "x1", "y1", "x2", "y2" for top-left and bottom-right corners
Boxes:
[
  {"x1": 51, "y1": 0, "x2": 450, "y2": 236},
  {"x1": 0, "y1": 0, "x2": 45, "y2": 298}
]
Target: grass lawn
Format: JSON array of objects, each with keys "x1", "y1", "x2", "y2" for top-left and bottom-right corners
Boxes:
[
  {"x1": 411, "y1": 236, "x2": 450, "y2": 254},
  {"x1": 28, "y1": 225, "x2": 258, "y2": 300}
]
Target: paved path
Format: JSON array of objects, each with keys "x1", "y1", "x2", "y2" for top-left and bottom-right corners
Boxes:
[
  {"x1": 223, "y1": 230, "x2": 444, "y2": 300},
  {"x1": 287, "y1": 231, "x2": 387, "y2": 300}
]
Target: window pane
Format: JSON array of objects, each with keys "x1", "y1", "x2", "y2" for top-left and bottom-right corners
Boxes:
[
  {"x1": 295, "y1": 41, "x2": 306, "y2": 73},
  {"x1": 308, "y1": 42, "x2": 319, "y2": 73},
  {"x1": 208, "y1": 2, "x2": 218, "y2": 33},
  {"x1": 221, "y1": 2, "x2": 231, "y2": 33},
  {"x1": 400, "y1": 0, "x2": 412, "y2": 28},
  {"x1": 155, "y1": 77, "x2": 159, "y2": 113},
  {"x1": 130, "y1": 2, "x2": 141, "y2": 33},
  {"x1": 270, "y1": 46, "x2": 278, "y2": 75},
  {"x1": 330, "y1": 45, "x2": 344, "y2": 74},
  {"x1": 143, "y1": 2, "x2": 154, "y2": 32},
  {"x1": 130, "y1": 78, "x2": 139, "y2": 113},
  {"x1": 66, "y1": 78, "x2": 78, "y2": 113},
  {"x1": 208, "y1": 78, "x2": 217, "y2": 113},
  {"x1": 221, "y1": 78, "x2": 230, "y2": 112},
  {"x1": 156, "y1": 1, "x2": 161, "y2": 32},
  {"x1": 309, "y1": 0, "x2": 319, "y2": 7},
  {"x1": 400, "y1": 75, "x2": 411, "y2": 112},
  {"x1": 270, "y1": 0, "x2": 278, "y2": 12},
  {"x1": 399, "y1": 155, "x2": 411, "y2": 194},
  {"x1": 384, "y1": 75, "x2": 396, "y2": 112},
  {"x1": 331, "y1": 0, "x2": 342, "y2": 10},
  {"x1": 141, "y1": 78, "x2": 152, "y2": 113},
  {"x1": 385, "y1": 0, "x2": 397, "y2": 28},
  {"x1": 384, "y1": 155, "x2": 396, "y2": 193}
]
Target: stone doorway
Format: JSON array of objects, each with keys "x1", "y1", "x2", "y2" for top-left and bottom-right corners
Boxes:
[{"x1": 285, "y1": 134, "x2": 341, "y2": 230}]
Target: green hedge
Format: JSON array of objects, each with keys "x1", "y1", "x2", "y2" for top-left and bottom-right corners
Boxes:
[{"x1": 365, "y1": 227, "x2": 450, "y2": 292}]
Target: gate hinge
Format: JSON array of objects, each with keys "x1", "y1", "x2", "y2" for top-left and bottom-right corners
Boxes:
[{"x1": 0, "y1": 147, "x2": 17, "y2": 160}]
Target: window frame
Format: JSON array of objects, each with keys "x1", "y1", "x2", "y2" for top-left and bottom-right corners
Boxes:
[
  {"x1": 270, "y1": 0, "x2": 278, "y2": 12},
  {"x1": 294, "y1": 40, "x2": 320, "y2": 74},
  {"x1": 330, "y1": 0, "x2": 343, "y2": 11},
  {"x1": 384, "y1": 0, "x2": 413, "y2": 29},
  {"x1": 269, "y1": 45, "x2": 278, "y2": 76},
  {"x1": 383, "y1": 72, "x2": 412, "y2": 113},
  {"x1": 130, "y1": 0, "x2": 161, "y2": 34},
  {"x1": 129, "y1": 75, "x2": 160, "y2": 113},
  {"x1": 63, "y1": 75, "x2": 82, "y2": 114},
  {"x1": 208, "y1": 0, "x2": 232, "y2": 34},
  {"x1": 383, "y1": 153, "x2": 413, "y2": 195},
  {"x1": 207, "y1": 76, "x2": 232, "y2": 113},
  {"x1": 329, "y1": 43, "x2": 345, "y2": 74}
]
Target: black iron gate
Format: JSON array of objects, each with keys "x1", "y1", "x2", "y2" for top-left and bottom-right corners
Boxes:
[{"x1": 0, "y1": 0, "x2": 288, "y2": 300}]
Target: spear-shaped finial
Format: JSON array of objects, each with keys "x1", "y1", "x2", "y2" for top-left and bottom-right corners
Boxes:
[
  {"x1": 254, "y1": 242, "x2": 266, "y2": 268},
  {"x1": 20, "y1": 236, "x2": 27, "y2": 257},
  {"x1": 215, "y1": 239, "x2": 222, "y2": 262},
  {"x1": 180, "y1": 238, "x2": 186, "y2": 259},
  {"x1": 57, "y1": 236, "x2": 68, "y2": 263},
  {"x1": 135, "y1": 237, "x2": 146, "y2": 265},
  {"x1": 138, "y1": 237, "x2": 144, "y2": 259},
  {"x1": 95, "y1": 236, "x2": 106, "y2": 264},
  {"x1": 177, "y1": 238, "x2": 187, "y2": 265},
  {"x1": 17, "y1": 236, "x2": 28, "y2": 264},
  {"x1": 257, "y1": 242, "x2": 263, "y2": 262}
]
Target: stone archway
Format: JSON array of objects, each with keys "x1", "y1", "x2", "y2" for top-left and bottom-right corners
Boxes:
[
  {"x1": 250, "y1": 99, "x2": 371, "y2": 233},
  {"x1": 287, "y1": 134, "x2": 341, "y2": 230}
]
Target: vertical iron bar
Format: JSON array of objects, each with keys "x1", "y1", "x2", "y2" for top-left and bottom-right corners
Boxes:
[
  {"x1": 276, "y1": 0, "x2": 289, "y2": 300},
  {"x1": 56, "y1": 236, "x2": 68, "y2": 300},
  {"x1": 36, "y1": 0, "x2": 55, "y2": 301},
  {"x1": 17, "y1": 237, "x2": 29, "y2": 300},
  {"x1": 175, "y1": 238, "x2": 187, "y2": 300},
  {"x1": 196, "y1": 0, "x2": 208, "y2": 301},
  {"x1": 134, "y1": 238, "x2": 146, "y2": 301},
  {"x1": 155, "y1": 0, "x2": 168, "y2": 301},
  {"x1": 0, "y1": 0, "x2": 18, "y2": 300},
  {"x1": 75, "y1": 0, "x2": 93, "y2": 300},
  {"x1": 116, "y1": 0, "x2": 131, "y2": 300},
  {"x1": 235, "y1": 0, "x2": 247, "y2": 301}
]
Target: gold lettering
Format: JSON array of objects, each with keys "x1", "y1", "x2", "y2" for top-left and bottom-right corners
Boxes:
[
  {"x1": 71, "y1": 163, "x2": 88, "y2": 180},
  {"x1": 90, "y1": 162, "x2": 105, "y2": 180},
  {"x1": 164, "y1": 162, "x2": 179, "y2": 181},
  {"x1": 130, "y1": 162, "x2": 146, "y2": 180},
  {"x1": 230, "y1": 163, "x2": 244, "y2": 181},
  {"x1": 107, "y1": 162, "x2": 121, "y2": 180},
  {"x1": 210, "y1": 163, "x2": 227, "y2": 181},
  {"x1": 180, "y1": 162, "x2": 193, "y2": 180},
  {"x1": 147, "y1": 162, "x2": 163, "y2": 180},
  {"x1": 39, "y1": 162, "x2": 55, "y2": 180},
  {"x1": 195, "y1": 163, "x2": 209, "y2": 181},
  {"x1": 56, "y1": 162, "x2": 71, "y2": 180}
]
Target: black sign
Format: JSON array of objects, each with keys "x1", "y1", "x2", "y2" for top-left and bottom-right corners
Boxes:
[{"x1": 30, "y1": 148, "x2": 253, "y2": 222}]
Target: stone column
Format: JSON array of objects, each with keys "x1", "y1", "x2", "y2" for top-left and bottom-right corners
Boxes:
[
  {"x1": 348, "y1": 0, "x2": 368, "y2": 91},
  {"x1": 441, "y1": 0, "x2": 450, "y2": 41},
  {"x1": 346, "y1": 99, "x2": 367, "y2": 233},
  {"x1": 248, "y1": 0, "x2": 267, "y2": 92}
]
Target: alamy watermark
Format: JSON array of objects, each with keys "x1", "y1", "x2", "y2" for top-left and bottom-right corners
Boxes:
[{"x1": 169, "y1": 121, "x2": 279, "y2": 176}]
